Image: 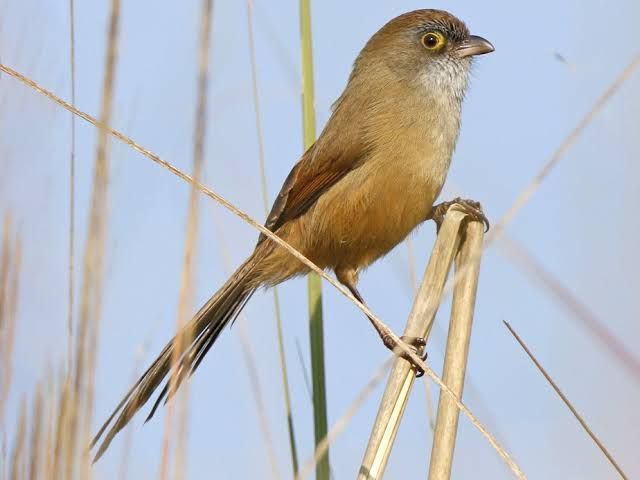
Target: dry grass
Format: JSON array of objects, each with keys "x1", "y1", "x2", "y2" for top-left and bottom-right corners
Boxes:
[
  {"x1": 0, "y1": 216, "x2": 21, "y2": 421},
  {"x1": 2, "y1": 1, "x2": 121, "y2": 478},
  {"x1": 157, "y1": 1, "x2": 212, "y2": 478},
  {"x1": 67, "y1": 0, "x2": 77, "y2": 375}
]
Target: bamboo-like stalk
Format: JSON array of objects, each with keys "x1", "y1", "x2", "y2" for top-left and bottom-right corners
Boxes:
[
  {"x1": 359, "y1": 209, "x2": 467, "y2": 479},
  {"x1": 405, "y1": 237, "x2": 436, "y2": 431},
  {"x1": 299, "y1": 1, "x2": 329, "y2": 479},
  {"x1": 427, "y1": 220, "x2": 484, "y2": 480}
]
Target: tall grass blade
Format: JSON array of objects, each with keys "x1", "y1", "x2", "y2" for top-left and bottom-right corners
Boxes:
[{"x1": 299, "y1": 1, "x2": 329, "y2": 479}]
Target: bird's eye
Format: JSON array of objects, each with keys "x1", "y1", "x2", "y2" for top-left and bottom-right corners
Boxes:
[{"x1": 421, "y1": 32, "x2": 445, "y2": 51}]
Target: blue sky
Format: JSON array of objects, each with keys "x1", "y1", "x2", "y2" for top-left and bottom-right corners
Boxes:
[{"x1": 2, "y1": 0, "x2": 639, "y2": 478}]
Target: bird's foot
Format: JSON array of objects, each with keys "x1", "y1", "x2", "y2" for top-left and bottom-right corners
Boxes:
[
  {"x1": 381, "y1": 334, "x2": 428, "y2": 377},
  {"x1": 431, "y1": 197, "x2": 489, "y2": 233}
]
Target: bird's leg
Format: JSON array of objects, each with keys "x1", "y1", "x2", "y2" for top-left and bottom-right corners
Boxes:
[
  {"x1": 336, "y1": 268, "x2": 427, "y2": 377},
  {"x1": 429, "y1": 197, "x2": 490, "y2": 233}
]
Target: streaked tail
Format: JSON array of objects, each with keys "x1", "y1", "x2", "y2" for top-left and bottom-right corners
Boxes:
[{"x1": 91, "y1": 249, "x2": 265, "y2": 461}]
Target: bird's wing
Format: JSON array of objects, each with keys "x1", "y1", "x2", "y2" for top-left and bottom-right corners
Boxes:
[{"x1": 257, "y1": 143, "x2": 361, "y2": 244}]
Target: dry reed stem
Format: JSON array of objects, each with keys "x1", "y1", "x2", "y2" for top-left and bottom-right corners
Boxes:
[
  {"x1": 28, "y1": 383, "x2": 44, "y2": 480},
  {"x1": 296, "y1": 358, "x2": 394, "y2": 480},
  {"x1": 0, "y1": 216, "x2": 10, "y2": 327},
  {"x1": 405, "y1": 237, "x2": 436, "y2": 431},
  {"x1": 53, "y1": 376, "x2": 72, "y2": 479},
  {"x1": 247, "y1": 0, "x2": 299, "y2": 474},
  {"x1": 158, "y1": 2, "x2": 212, "y2": 479},
  {"x1": 428, "y1": 220, "x2": 484, "y2": 480},
  {"x1": 67, "y1": 0, "x2": 77, "y2": 375},
  {"x1": 247, "y1": 0, "x2": 269, "y2": 212},
  {"x1": 359, "y1": 210, "x2": 464, "y2": 479},
  {"x1": 2, "y1": 433, "x2": 6, "y2": 479},
  {"x1": 72, "y1": 1, "x2": 120, "y2": 476},
  {"x1": 10, "y1": 397, "x2": 27, "y2": 480},
  {"x1": 503, "y1": 321, "x2": 629, "y2": 480},
  {"x1": 499, "y1": 235, "x2": 640, "y2": 382},
  {"x1": 0, "y1": 63, "x2": 521, "y2": 476},
  {"x1": 0, "y1": 216, "x2": 21, "y2": 421},
  {"x1": 43, "y1": 375, "x2": 58, "y2": 478}
]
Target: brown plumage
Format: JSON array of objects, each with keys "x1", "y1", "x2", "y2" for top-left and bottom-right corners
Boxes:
[{"x1": 92, "y1": 9, "x2": 493, "y2": 460}]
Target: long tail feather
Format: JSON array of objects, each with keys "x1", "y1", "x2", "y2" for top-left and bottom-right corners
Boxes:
[{"x1": 91, "y1": 250, "x2": 265, "y2": 462}]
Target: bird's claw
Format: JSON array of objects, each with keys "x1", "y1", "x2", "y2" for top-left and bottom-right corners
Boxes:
[
  {"x1": 382, "y1": 334, "x2": 428, "y2": 377},
  {"x1": 432, "y1": 197, "x2": 490, "y2": 233}
]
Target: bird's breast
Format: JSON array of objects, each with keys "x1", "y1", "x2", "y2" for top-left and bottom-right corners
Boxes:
[{"x1": 301, "y1": 142, "x2": 452, "y2": 270}]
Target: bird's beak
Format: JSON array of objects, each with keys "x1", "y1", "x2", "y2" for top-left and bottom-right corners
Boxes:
[{"x1": 455, "y1": 35, "x2": 494, "y2": 58}]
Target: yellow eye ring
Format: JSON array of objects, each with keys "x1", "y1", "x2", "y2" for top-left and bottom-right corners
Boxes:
[{"x1": 421, "y1": 32, "x2": 446, "y2": 51}]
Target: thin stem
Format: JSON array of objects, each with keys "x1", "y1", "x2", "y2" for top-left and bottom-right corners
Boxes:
[
  {"x1": 67, "y1": 0, "x2": 76, "y2": 376},
  {"x1": 503, "y1": 321, "x2": 629, "y2": 480},
  {"x1": 73, "y1": 1, "x2": 120, "y2": 477},
  {"x1": 246, "y1": 1, "x2": 299, "y2": 475}
]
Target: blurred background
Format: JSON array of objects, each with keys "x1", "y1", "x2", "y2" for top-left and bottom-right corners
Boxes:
[{"x1": 1, "y1": 0, "x2": 639, "y2": 478}]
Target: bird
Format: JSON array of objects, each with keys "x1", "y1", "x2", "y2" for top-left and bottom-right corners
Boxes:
[{"x1": 92, "y1": 9, "x2": 494, "y2": 460}]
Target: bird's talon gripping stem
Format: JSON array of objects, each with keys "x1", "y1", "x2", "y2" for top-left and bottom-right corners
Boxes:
[
  {"x1": 431, "y1": 197, "x2": 490, "y2": 233},
  {"x1": 401, "y1": 335, "x2": 428, "y2": 374},
  {"x1": 382, "y1": 334, "x2": 427, "y2": 377}
]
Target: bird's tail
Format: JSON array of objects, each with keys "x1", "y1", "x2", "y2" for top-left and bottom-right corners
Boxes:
[{"x1": 91, "y1": 247, "x2": 267, "y2": 461}]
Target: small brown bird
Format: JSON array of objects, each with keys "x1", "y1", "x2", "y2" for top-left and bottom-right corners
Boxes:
[{"x1": 92, "y1": 9, "x2": 493, "y2": 459}]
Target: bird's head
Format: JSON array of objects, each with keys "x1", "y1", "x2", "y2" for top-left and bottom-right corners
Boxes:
[{"x1": 353, "y1": 10, "x2": 494, "y2": 102}]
